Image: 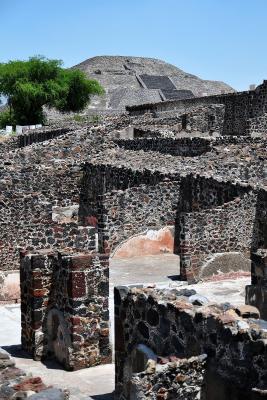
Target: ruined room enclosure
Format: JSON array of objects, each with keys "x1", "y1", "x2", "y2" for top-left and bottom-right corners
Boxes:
[
  {"x1": 110, "y1": 176, "x2": 267, "y2": 399},
  {"x1": 1, "y1": 82, "x2": 267, "y2": 302},
  {"x1": 17, "y1": 161, "x2": 181, "y2": 372},
  {"x1": 18, "y1": 159, "x2": 266, "y2": 375},
  {"x1": 0, "y1": 81, "x2": 267, "y2": 398},
  {"x1": 128, "y1": 79, "x2": 267, "y2": 137},
  {"x1": 79, "y1": 163, "x2": 260, "y2": 283}
]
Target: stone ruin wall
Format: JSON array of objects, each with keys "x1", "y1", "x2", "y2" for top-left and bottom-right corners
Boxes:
[
  {"x1": 131, "y1": 104, "x2": 225, "y2": 136},
  {"x1": 80, "y1": 163, "x2": 264, "y2": 282},
  {"x1": 0, "y1": 141, "x2": 99, "y2": 301},
  {"x1": 100, "y1": 179, "x2": 180, "y2": 256},
  {"x1": 20, "y1": 249, "x2": 111, "y2": 371},
  {"x1": 0, "y1": 164, "x2": 91, "y2": 274},
  {"x1": 17, "y1": 172, "x2": 267, "y2": 378},
  {"x1": 0, "y1": 126, "x2": 75, "y2": 154},
  {"x1": 0, "y1": 122, "x2": 107, "y2": 280},
  {"x1": 0, "y1": 121, "x2": 124, "y2": 301},
  {"x1": 179, "y1": 192, "x2": 256, "y2": 281},
  {"x1": 176, "y1": 175, "x2": 259, "y2": 281},
  {"x1": 79, "y1": 164, "x2": 181, "y2": 255},
  {"x1": 112, "y1": 131, "x2": 267, "y2": 188},
  {"x1": 129, "y1": 353, "x2": 207, "y2": 400},
  {"x1": 0, "y1": 81, "x2": 265, "y2": 384},
  {"x1": 114, "y1": 104, "x2": 224, "y2": 138},
  {"x1": 178, "y1": 174, "x2": 248, "y2": 211},
  {"x1": 17, "y1": 127, "x2": 74, "y2": 148},
  {"x1": 115, "y1": 286, "x2": 267, "y2": 400},
  {"x1": 184, "y1": 104, "x2": 225, "y2": 134},
  {"x1": 114, "y1": 137, "x2": 212, "y2": 157},
  {"x1": 245, "y1": 189, "x2": 267, "y2": 319},
  {"x1": 127, "y1": 80, "x2": 267, "y2": 136},
  {"x1": 0, "y1": 117, "x2": 264, "y2": 272},
  {"x1": 246, "y1": 114, "x2": 267, "y2": 136}
]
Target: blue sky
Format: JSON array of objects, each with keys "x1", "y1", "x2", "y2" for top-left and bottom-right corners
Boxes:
[{"x1": 0, "y1": 0, "x2": 267, "y2": 91}]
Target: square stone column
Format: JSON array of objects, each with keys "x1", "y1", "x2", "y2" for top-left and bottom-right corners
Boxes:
[
  {"x1": 246, "y1": 250, "x2": 267, "y2": 320},
  {"x1": 20, "y1": 249, "x2": 111, "y2": 370}
]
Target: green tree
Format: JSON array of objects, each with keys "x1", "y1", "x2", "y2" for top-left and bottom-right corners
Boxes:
[{"x1": 0, "y1": 56, "x2": 104, "y2": 126}]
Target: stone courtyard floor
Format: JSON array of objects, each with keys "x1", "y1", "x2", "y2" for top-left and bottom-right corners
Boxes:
[{"x1": 0, "y1": 254, "x2": 250, "y2": 399}]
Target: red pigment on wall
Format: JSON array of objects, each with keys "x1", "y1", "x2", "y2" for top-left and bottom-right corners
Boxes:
[{"x1": 113, "y1": 228, "x2": 174, "y2": 258}]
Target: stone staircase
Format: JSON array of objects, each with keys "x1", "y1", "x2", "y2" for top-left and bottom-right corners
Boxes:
[
  {"x1": 139, "y1": 74, "x2": 194, "y2": 100},
  {"x1": 161, "y1": 88, "x2": 194, "y2": 100},
  {"x1": 140, "y1": 74, "x2": 176, "y2": 91}
]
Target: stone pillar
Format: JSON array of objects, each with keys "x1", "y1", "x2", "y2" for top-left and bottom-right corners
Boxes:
[
  {"x1": 60, "y1": 252, "x2": 111, "y2": 370},
  {"x1": 178, "y1": 213, "x2": 198, "y2": 283},
  {"x1": 20, "y1": 249, "x2": 56, "y2": 360},
  {"x1": 20, "y1": 249, "x2": 111, "y2": 370},
  {"x1": 114, "y1": 286, "x2": 129, "y2": 398},
  {"x1": 246, "y1": 250, "x2": 267, "y2": 320}
]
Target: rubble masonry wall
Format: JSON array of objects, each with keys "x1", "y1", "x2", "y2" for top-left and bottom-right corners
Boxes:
[
  {"x1": 128, "y1": 81, "x2": 267, "y2": 136},
  {"x1": 0, "y1": 164, "x2": 88, "y2": 273},
  {"x1": 20, "y1": 250, "x2": 111, "y2": 370},
  {"x1": 80, "y1": 164, "x2": 181, "y2": 255},
  {"x1": 179, "y1": 193, "x2": 257, "y2": 281},
  {"x1": 115, "y1": 286, "x2": 267, "y2": 399},
  {"x1": 114, "y1": 137, "x2": 212, "y2": 157}
]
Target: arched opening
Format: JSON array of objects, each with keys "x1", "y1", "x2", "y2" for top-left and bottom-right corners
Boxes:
[
  {"x1": 110, "y1": 227, "x2": 180, "y2": 287},
  {"x1": 112, "y1": 227, "x2": 175, "y2": 259}
]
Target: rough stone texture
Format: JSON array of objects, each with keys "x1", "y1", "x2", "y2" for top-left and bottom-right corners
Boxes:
[
  {"x1": 72, "y1": 56, "x2": 234, "y2": 113},
  {"x1": 114, "y1": 136, "x2": 212, "y2": 157},
  {"x1": 0, "y1": 76, "x2": 266, "y2": 386},
  {"x1": 79, "y1": 164, "x2": 181, "y2": 254},
  {"x1": 179, "y1": 190, "x2": 256, "y2": 282},
  {"x1": 0, "y1": 187, "x2": 96, "y2": 272},
  {"x1": 246, "y1": 250, "x2": 267, "y2": 320},
  {"x1": 129, "y1": 354, "x2": 207, "y2": 400},
  {"x1": 128, "y1": 80, "x2": 267, "y2": 136},
  {"x1": 0, "y1": 104, "x2": 266, "y2": 281},
  {"x1": 80, "y1": 162, "x2": 265, "y2": 282},
  {"x1": 0, "y1": 125, "x2": 102, "y2": 273},
  {"x1": 20, "y1": 250, "x2": 111, "y2": 370},
  {"x1": 115, "y1": 286, "x2": 267, "y2": 399}
]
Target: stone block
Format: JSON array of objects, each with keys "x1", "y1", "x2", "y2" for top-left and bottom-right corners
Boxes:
[
  {"x1": 5, "y1": 125, "x2": 12, "y2": 133},
  {"x1": 235, "y1": 305, "x2": 260, "y2": 319},
  {"x1": 16, "y1": 125, "x2": 23, "y2": 134},
  {"x1": 68, "y1": 271, "x2": 86, "y2": 298}
]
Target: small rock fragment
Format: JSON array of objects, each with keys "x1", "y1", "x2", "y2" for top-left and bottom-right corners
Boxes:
[
  {"x1": 235, "y1": 305, "x2": 260, "y2": 319},
  {"x1": 189, "y1": 294, "x2": 209, "y2": 306}
]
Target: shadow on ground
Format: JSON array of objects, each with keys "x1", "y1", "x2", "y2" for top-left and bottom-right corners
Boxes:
[
  {"x1": 2, "y1": 344, "x2": 31, "y2": 359},
  {"x1": 2, "y1": 344, "x2": 66, "y2": 370},
  {"x1": 91, "y1": 393, "x2": 114, "y2": 400},
  {"x1": 167, "y1": 274, "x2": 181, "y2": 281}
]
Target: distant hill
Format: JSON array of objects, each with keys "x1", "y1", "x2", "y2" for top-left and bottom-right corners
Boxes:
[{"x1": 72, "y1": 55, "x2": 235, "y2": 112}]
